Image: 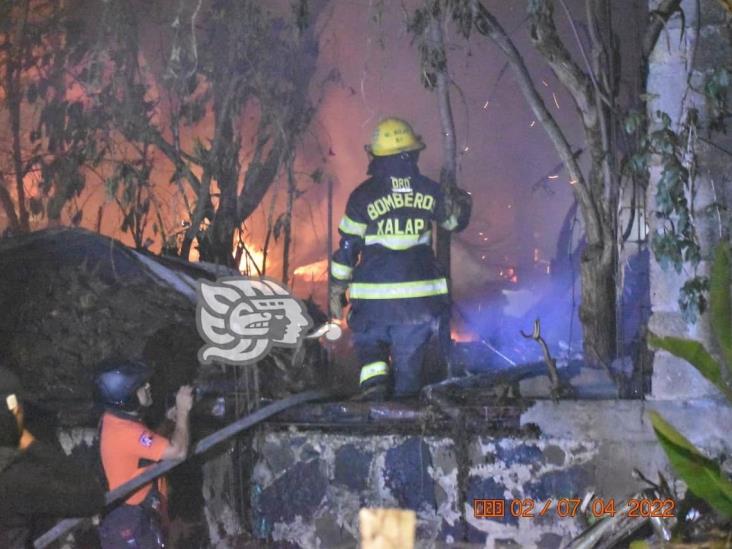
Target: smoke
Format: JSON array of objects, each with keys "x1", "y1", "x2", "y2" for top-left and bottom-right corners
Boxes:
[{"x1": 0, "y1": 1, "x2": 592, "y2": 366}]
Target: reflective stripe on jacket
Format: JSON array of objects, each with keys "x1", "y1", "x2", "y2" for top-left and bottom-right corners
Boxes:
[{"x1": 330, "y1": 157, "x2": 467, "y2": 327}]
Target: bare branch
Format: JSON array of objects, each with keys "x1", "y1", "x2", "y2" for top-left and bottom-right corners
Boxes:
[
  {"x1": 557, "y1": 0, "x2": 612, "y2": 108},
  {"x1": 528, "y1": 1, "x2": 597, "y2": 127},
  {"x1": 471, "y1": 0, "x2": 603, "y2": 244},
  {"x1": 238, "y1": 134, "x2": 288, "y2": 222},
  {"x1": 145, "y1": 129, "x2": 202, "y2": 196}
]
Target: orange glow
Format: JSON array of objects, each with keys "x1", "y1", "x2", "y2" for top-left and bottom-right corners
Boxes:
[
  {"x1": 236, "y1": 246, "x2": 265, "y2": 275},
  {"x1": 451, "y1": 329, "x2": 475, "y2": 343},
  {"x1": 185, "y1": 239, "x2": 265, "y2": 275},
  {"x1": 293, "y1": 258, "x2": 328, "y2": 281},
  {"x1": 499, "y1": 266, "x2": 518, "y2": 284}
]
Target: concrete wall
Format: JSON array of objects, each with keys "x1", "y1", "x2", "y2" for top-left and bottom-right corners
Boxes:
[{"x1": 646, "y1": 0, "x2": 732, "y2": 399}]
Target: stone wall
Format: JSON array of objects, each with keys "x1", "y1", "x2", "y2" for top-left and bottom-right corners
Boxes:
[
  {"x1": 202, "y1": 399, "x2": 732, "y2": 548},
  {"x1": 646, "y1": 0, "x2": 732, "y2": 399},
  {"x1": 245, "y1": 430, "x2": 589, "y2": 547}
]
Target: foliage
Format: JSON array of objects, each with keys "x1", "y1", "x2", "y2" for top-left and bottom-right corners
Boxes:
[
  {"x1": 105, "y1": 151, "x2": 157, "y2": 249},
  {"x1": 0, "y1": 0, "x2": 111, "y2": 230},
  {"x1": 649, "y1": 411, "x2": 732, "y2": 517},
  {"x1": 649, "y1": 243, "x2": 732, "y2": 517},
  {"x1": 704, "y1": 67, "x2": 730, "y2": 133},
  {"x1": 408, "y1": 0, "x2": 474, "y2": 89},
  {"x1": 626, "y1": 108, "x2": 707, "y2": 322},
  {"x1": 648, "y1": 332, "x2": 732, "y2": 400},
  {"x1": 710, "y1": 241, "x2": 732, "y2": 367},
  {"x1": 627, "y1": 60, "x2": 731, "y2": 323}
]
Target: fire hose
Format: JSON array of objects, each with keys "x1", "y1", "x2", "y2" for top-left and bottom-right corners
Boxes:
[{"x1": 33, "y1": 388, "x2": 331, "y2": 549}]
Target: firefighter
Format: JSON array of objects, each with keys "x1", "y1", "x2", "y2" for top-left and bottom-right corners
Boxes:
[
  {"x1": 0, "y1": 366, "x2": 105, "y2": 548},
  {"x1": 330, "y1": 117, "x2": 472, "y2": 400},
  {"x1": 94, "y1": 359, "x2": 192, "y2": 549}
]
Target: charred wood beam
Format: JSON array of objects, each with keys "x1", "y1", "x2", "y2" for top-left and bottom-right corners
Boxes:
[{"x1": 267, "y1": 400, "x2": 525, "y2": 433}]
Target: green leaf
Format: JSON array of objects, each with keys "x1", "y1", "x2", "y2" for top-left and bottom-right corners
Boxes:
[
  {"x1": 710, "y1": 243, "x2": 732, "y2": 372},
  {"x1": 650, "y1": 411, "x2": 732, "y2": 517},
  {"x1": 648, "y1": 332, "x2": 732, "y2": 400}
]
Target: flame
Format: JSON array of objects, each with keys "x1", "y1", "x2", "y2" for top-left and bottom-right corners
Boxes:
[
  {"x1": 186, "y1": 239, "x2": 264, "y2": 275},
  {"x1": 236, "y1": 246, "x2": 265, "y2": 275},
  {"x1": 293, "y1": 258, "x2": 329, "y2": 281},
  {"x1": 499, "y1": 266, "x2": 519, "y2": 284}
]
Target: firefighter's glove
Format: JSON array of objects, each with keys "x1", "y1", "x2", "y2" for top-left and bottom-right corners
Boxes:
[
  {"x1": 329, "y1": 284, "x2": 348, "y2": 319},
  {"x1": 441, "y1": 184, "x2": 472, "y2": 232}
]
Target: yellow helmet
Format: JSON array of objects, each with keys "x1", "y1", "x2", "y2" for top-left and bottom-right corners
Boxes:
[{"x1": 366, "y1": 117, "x2": 425, "y2": 157}]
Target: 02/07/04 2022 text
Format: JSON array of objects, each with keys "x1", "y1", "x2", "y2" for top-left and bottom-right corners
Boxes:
[{"x1": 473, "y1": 497, "x2": 676, "y2": 520}]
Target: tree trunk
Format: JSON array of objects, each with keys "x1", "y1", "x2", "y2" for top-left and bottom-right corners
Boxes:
[
  {"x1": 428, "y1": 6, "x2": 457, "y2": 279},
  {"x1": 579, "y1": 245, "x2": 616, "y2": 365},
  {"x1": 6, "y1": 0, "x2": 31, "y2": 233},
  {"x1": 203, "y1": 88, "x2": 239, "y2": 267},
  {"x1": 472, "y1": 1, "x2": 620, "y2": 365},
  {"x1": 281, "y1": 157, "x2": 295, "y2": 285}
]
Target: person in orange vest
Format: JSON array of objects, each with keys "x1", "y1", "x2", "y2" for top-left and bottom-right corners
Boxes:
[
  {"x1": 0, "y1": 366, "x2": 105, "y2": 548},
  {"x1": 94, "y1": 359, "x2": 192, "y2": 548},
  {"x1": 330, "y1": 117, "x2": 471, "y2": 401}
]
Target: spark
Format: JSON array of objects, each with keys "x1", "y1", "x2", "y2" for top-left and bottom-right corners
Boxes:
[
  {"x1": 463, "y1": 146, "x2": 470, "y2": 152},
  {"x1": 552, "y1": 92, "x2": 560, "y2": 110},
  {"x1": 569, "y1": 179, "x2": 577, "y2": 185},
  {"x1": 483, "y1": 100, "x2": 490, "y2": 109},
  {"x1": 507, "y1": 204, "x2": 512, "y2": 209},
  {"x1": 542, "y1": 80, "x2": 549, "y2": 87},
  {"x1": 529, "y1": 120, "x2": 536, "y2": 127},
  {"x1": 478, "y1": 231, "x2": 484, "y2": 236},
  {"x1": 547, "y1": 174, "x2": 559, "y2": 179},
  {"x1": 481, "y1": 255, "x2": 486, "y2": 260}
]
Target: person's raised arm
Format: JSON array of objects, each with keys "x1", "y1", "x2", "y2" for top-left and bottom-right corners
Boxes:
[{"x1": 160, "y1": 385, "x2": 193, "y2": 460}]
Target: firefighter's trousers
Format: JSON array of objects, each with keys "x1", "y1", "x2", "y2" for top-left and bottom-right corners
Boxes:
[{"x1": 353, "y1": 320, "x2": 436, "y2": 397}]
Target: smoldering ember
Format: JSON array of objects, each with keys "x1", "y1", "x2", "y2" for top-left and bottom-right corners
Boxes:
[{"x1": 0, "y1": 1, "x2": 731, "y2": 548}]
